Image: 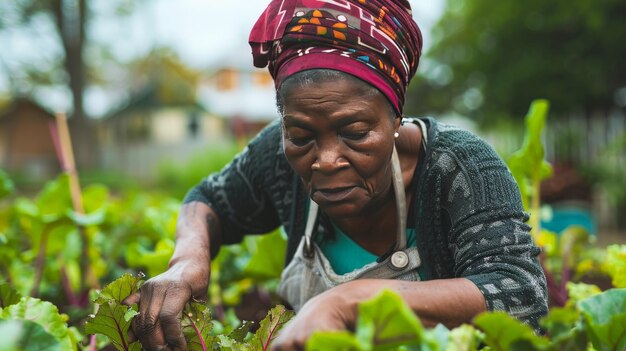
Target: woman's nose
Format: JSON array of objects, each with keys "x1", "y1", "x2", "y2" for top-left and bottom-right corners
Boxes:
[{"x1": 311, "y1": 142, "x2": 349, "y2": 173}]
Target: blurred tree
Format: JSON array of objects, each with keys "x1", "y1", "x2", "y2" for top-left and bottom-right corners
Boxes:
[
  {"x1": 406, "y1": 0, "x2": 626, "y2": 124},
  {"x1": 127, "y1": 47, "x2": 202, "y2": 107},
  {"x1": 0, "y1": 0, "x2": 140, "y2": 169}
]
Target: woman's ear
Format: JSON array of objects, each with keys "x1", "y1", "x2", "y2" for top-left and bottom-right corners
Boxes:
[{"x1": 394, "y1": 115, "x2": 402, "y2": 133}]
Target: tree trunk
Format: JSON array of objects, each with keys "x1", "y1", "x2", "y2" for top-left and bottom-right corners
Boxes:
[{"x1": 52, "y1": 0, "x2": 100, "y2": 169}]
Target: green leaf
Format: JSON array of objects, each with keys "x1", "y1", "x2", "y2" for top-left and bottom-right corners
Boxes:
[
  {"x1": 34, "y1": 173, "x2": 72, "y2": 223},
  {"x1": 605, "y1": 245, "x2": 626, "y2": 288},
  {"x1": 86, "y1": 274, "x2": 143, "y2": 351},
  {"x1": 539, "y1": 307, "x2": 587, "y2": 351},
  {"x1": 67, "y1": 209, "x2": 106, "y2": 226},
  {"x1": 217, "y1": 334, "x2": 250, "y2": 351},
  {"x1": 355, "y1": 289, "x2": 424, "y2": 350},
  {"x1": 182, "y1": 300, "x2": 214, "y2": 351},
  {"x1": 250, "y1": 305, "x2": 294, "y2": 351},
  {"x1": 0, "y1": 282, "x2": 22, "y2": 308},
  {"x1": 578, "y1": 288, "x2": 626, "y2": 351},
  {"x1": 446, "y1": 324, "x2": 483, "y2": 351},
  {"x1": 565, "y1": 282, "x2": 601, "y2": 307},
  {"x1": 84, "y1": 299, "x2": 141, "y2": 351},
  {"x1": 96, "y1": 273, "x2": 142, "y2": 303},
  {"x1": 473, "y1": 311, "x2": 549, "y2": 351},
  {"x1": 0, "y1": 297, "x2": 81, "y2": 351},
  {"x1": 507, "y1": 99, "x2": 552, "y2": 211},
  {"x1": 540, "y1": 307, "x2": 581, "y2": 339},
  {"x1": 559, "y1": 226, "x2": 591, "y2": 268},
  {"x1": 229, "y1": 320, "x2": 256, "y2": 342},
  {"x1": 0, "y1": 169, "x2": 15, "y2": 199},
  {"x1": 82, "y1": 184, "x2": 109, "y2": 213},
  {"x1": 0, "y1": 319, "x2": 62, "y2": 351},
  {"x1": 307, "y1": 330, "x2": 363, "y2": 351},
  {"x1": 124, "y1": 239, "x2": 174, "y2": 278},
  {"x1": 243, "y1": 229, "x2": 287, "y2": 280}
]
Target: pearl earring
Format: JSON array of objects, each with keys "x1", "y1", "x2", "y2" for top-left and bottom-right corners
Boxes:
[{"x1": 394, "y1": 132, "x2": 399, "y2": 139}]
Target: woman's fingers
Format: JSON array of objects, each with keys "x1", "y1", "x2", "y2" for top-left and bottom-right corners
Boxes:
[
  {"x1": 135, "y1": 283, "x2": 168, "y2": 350},
  {"x1": 160, "y1": 286, "x2": 191, "y2": 351},
  {"x1": 122, "y1": 292, "x2": 141, "y2": 342}
]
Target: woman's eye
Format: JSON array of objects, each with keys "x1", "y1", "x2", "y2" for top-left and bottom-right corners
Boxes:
[
  {"x1": 341, "y1": 131, "x2": 368, "y2": 141},
  {"x1": 288, "y1": 136, "x2": 313, "y2": 146}
]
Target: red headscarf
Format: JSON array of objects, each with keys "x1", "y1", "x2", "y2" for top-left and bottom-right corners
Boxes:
[{"x1": 249, "y1": 0, "x2": 422, "y2": 115}]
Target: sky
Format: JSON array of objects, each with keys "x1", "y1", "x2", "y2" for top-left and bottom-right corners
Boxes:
[{"x1": 1, "y1": 0, "x2": 446, "y2": 116}]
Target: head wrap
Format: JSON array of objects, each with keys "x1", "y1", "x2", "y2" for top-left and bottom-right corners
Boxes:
[{"x1": 249, "y1": 0, "x2": 422, "y2": 115}]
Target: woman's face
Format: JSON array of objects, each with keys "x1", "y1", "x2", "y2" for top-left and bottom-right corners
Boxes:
[{"x1": 281, "y1": 76, "x2": 400, "y2": 219}]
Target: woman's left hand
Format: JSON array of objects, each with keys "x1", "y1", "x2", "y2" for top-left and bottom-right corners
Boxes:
[{"x1": 270, "y1": 286, "x2": 357, "y2": 351}]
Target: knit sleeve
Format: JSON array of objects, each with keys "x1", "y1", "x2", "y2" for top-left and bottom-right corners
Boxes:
[
  {"x1": 183, "y1": 119, "x2": 283, "y2": 244},
  {"x1": 435, "y1": 128, "x2": 548, "y2": 331}
]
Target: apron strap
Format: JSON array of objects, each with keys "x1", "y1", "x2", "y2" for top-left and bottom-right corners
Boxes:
[
  {"x1": 390, "y1": 145, "x2": 407, "y2": 250},
  {"x1": 303, "y1": 199, "x2": 319, "y2": 258}
]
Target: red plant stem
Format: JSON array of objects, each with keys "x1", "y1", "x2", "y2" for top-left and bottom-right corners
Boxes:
[
  {"x1": 54, "y1": 114, "x2": 98, "y2": 291},
  {"x1": 48, "y1": 121, "x2": 67, "y2": 170},
  {"x1": 60, "y1": 267, "x2": 80, "y2": 306},
  {"x1": 187, "y1": 314, "x2": 207, "y2": 351},
  {"x1": 263, "y1": 312, "x2": 283, "y2": 351},
  {"x1": 112, "y1": 314, "x2": 130, "y2": 351},
  {"x1": 88, "y1": 334, "x2": 97, "y2": 351},
  {"x1": 30, "y1": 224, "x2": 51, "y2": 297}
]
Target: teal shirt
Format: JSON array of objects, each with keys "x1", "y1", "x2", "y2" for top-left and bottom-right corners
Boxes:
[{"x1": 316, "y1": 224, "x2": 425, "y2": 279}]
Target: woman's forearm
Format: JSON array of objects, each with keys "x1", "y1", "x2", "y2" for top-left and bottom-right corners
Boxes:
[
  {"x1": 331, "y1": 278, "x2": 486, "y2": 328},
  {"x1": 168, "y1": 201, "x2": 223, "y2": 269}
]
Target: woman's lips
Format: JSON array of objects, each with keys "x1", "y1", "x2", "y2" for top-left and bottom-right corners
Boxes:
[{"x1": 314, "y1": 186, "x2": 358, "y2": 203}]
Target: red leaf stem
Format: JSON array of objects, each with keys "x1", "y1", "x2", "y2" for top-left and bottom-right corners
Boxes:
[
  {"x1": 263, "y1": 311, "x2": 284, "y2": 351},
  {"x1": 187, "y1": 314, "x2": 207, "y2": 351}
]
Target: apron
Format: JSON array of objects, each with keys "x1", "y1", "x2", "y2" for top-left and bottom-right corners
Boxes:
[{"x1": 277, "y1": 137, "x2": 425, "y2": 311}]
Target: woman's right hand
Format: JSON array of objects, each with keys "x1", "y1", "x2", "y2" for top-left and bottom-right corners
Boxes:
[{"x1": 124, "y1": 258, "x2": 209, "y2": 351}]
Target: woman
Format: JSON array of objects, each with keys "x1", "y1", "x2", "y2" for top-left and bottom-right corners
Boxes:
[{"x1": 127, "y1": 1, "x2": 548, "y2": 350}]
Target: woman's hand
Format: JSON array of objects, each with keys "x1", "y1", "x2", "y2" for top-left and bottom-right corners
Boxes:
[
  {"x1": 124, "y1": 258, "x2": 209, "y2": 351},
  {"x1": 270, "y1": 285, "x2": 358, "y2": 351}
]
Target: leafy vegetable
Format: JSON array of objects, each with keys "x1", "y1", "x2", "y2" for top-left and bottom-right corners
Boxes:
[
  {"x1": 578, "y1": 288, "x2": 626, "y2": 351},
  {"x1": 604, "y1": 245, "x2": 626, "y2": 288},
  {"x1": 507, "y1": 99, "x2": 553, "y2": 220},
  {"x1": 243, "y1": 229, "x2": 287, "y2": 281},
  {"x1": 356, "y1": 289, "x2": 425, "y2": 349},
  {"x1": 0, "y1": 169, "x2": 15, "y2": 199},
  {"x1": 473, "y1": 311, "x2": 549, "y2": 351},
  {"x1": 0, "y1": 296, "x2": 82, "y2": 351},
  {"x1": 84, "y1": 274, "x2": 142, "y2": 351},
  {"x1": 307, "y1": 331, "x2": 363, "y2": 351},
  {"x1": 0, "y1": 319, "x2": 62, "y2": 351},
  {"x1": 0, "y1": 282, "x2": 22, "y2": 308},
  {"x1": 250, "y1": 305, "x2": 295, "y2": 351},
  {"x1": 182, "y1": 300, "x2": 214, "y2": 351}
]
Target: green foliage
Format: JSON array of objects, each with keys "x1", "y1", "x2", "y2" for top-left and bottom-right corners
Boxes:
[
  {"x1": 0, "y1": 168, "x2": 15, "y2": 199},
  {"x1": 243, "y1": 230, "x2": 288, "y2": 281},
  {"x1": 605, "y1": 245, "x2": 626, "y2": 288},
  {"x1": 507, "y1": 99, "x2": 553, "y2": 219},
  {"x1": 85, "y1": 274, "x2": 143, "y2": 351},
  {"x1": 0, "y1": 297, "x2": 82, "y2": 351},
  {"x1": 88, "y1": 275, "x2": 294, "y2": 351},
  {"x1": 474, "y1": 312, "x2": 549, "y2": 351},
  {"x1": 0, "y1": 319, "x2": 62, "y2": 351},
  {"x1": 156, "y1": 143, "x2": 241, "y2": 200},
  {"x1": 410, "y1": 0, "x2": 626, "y2": 123},
  {"x1": 355, "y1": 289, "x2": 425, "y2": 349},
  {"x1": 249, "y1": 305, "x2": 295, "y2": 351},
  {"x1": 578, "y1": 289, "x2": 626, "y2": 351},
  {"x1": 0, "y1": 282, "x2": 22, "y2": 308}
]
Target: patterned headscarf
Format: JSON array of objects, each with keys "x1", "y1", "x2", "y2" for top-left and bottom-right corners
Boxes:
[{"x1": 249, "y1": 0, "x2": 422, "y2": 115}]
